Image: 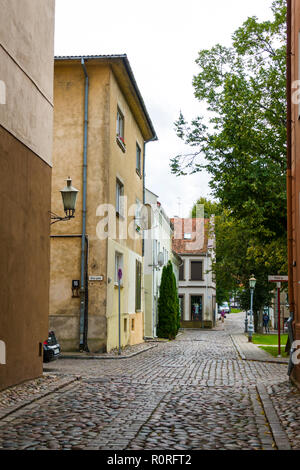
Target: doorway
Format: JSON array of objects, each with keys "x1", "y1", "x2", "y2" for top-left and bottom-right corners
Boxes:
[{"x1": 191, "y1": 296, "x2": 203, "y2": 321}]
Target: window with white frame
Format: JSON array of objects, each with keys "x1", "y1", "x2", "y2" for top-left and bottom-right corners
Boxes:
[
  {"x1": 116, "y1": 107, "x2": 124, "y2": 140},
  {"x1": 116, "y1": 179, "x2": 124, "y2": 216},
  {"x1": 115, "y1": 252, "x2": 124, "y2": 284},
  {"x1": 136, "y1": 143, "x2": 141, "y2": 175},
  {"x1": 135, "y1": 198, "x2": 142, "y2": 232}
]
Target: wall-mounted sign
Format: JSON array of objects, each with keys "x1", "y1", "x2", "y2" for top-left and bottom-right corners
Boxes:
[
  {"x1": 268, "y1": 276, "x2": 288, "y2": 283},
  {"x1": 89, "y1": 276, "x2": 104, "y2": 281}
]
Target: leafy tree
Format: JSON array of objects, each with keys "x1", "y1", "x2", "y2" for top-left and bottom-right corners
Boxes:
[
  {"x1": 191, "y1": 197, "x2": 221, "y2": 219},
  {"x1": 172, "y1": 0, "x2": 288, "y2": 332},
  {"x1": 212, "y1": 210, "x2": 287, "y2": 331},
  {"x1": 171, "y1": 0, "x2": 287, "y2": 241},
  {"x1": 157, "y1": 261, "x2": 180, "y2": 339}
]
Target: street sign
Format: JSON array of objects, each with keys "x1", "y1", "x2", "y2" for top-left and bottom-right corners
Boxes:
[
  {"x1": 268, "y1": 275, "x2": 288, "y2": 283},
  {"x1": 89, "y1": 276, "x2": 103, "y2": 281}
]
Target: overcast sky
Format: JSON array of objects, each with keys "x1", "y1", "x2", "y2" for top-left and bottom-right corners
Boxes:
[{"x1": 55, "y1": 0, "x2": 273, "y2": 218}]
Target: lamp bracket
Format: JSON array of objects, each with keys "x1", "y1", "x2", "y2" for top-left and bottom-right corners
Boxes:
[{"x1": 49, "y1": 211, "x2": 75, "y2": 225}]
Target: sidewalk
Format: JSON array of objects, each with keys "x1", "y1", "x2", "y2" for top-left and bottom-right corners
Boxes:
[{"x1": 231, "y1": 333, "x2": 289, "y2": 364}]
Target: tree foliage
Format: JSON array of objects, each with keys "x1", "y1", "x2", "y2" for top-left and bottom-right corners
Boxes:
[
  {"x1": 157, "y1": 261, "x2": 180, "y2": 340},
  {"x1": 191, "y1": 197, "x2": 221, "y2": 219},
  {"x1": 171, "y1": 0, "x2": 287, "y2": 241},
  {"x1": 175, "y1": 1, "x2": 288, "y2": 324}
]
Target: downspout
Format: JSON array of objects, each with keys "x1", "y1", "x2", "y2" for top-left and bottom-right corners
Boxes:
[
  {"x1": 286, "y1": 0, "x2": 295, "y2": 376},
  {"x1": 79, "y1": 58, "x2": 89, "y2": 351}
]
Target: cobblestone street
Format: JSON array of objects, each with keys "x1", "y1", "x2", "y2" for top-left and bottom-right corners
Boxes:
[{"x1": 0, "y1": 313, "x2": 299, "y2": 451}]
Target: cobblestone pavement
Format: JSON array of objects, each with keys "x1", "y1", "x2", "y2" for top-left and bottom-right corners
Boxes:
[{"x1": 0, "y1": 313, "x2": 298, "y2": 450}]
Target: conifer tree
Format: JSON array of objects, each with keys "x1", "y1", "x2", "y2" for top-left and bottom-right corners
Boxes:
[{"x1": 157, "y1": 261, "x2": 180, "y2": 339}]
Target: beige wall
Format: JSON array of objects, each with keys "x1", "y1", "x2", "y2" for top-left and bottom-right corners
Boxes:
[
  {"x1": 0, "y1": 0, "x2": 55, "y2": 390},
  {"x1": 50, "y1": 62, "x2": 111, "y2": 352},
  {"x1": 0, "y1": 0, "x2": 55, "y2": 166}
]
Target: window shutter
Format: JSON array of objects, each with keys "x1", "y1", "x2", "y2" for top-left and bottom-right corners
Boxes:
[{"x1": 191, "y1": 261, "x2": 203, "y2": 281}]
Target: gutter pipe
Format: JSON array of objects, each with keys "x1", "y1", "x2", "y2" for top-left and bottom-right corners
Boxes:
[{"x1": 79, "y1": 58, "x2": 89, "y2": 351}]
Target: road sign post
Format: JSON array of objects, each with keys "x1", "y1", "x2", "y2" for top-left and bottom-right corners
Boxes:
[
  {"x1": 268, "y1": 276, "x2": 288, "y2": 358},
  {"x1": 118, "y1": 268, "x2": 123, "y2": 356},
  {"x1": 277, "y1": 282, "x2": 281, "y2": 357}
]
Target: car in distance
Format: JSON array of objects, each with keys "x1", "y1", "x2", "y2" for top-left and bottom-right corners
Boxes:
[
  {"x1": 218, "y1": 302, "x2": 230, "y2": 314},
  {"x1": 43, "y1": 331, "x2": 61, "y2": 363}
]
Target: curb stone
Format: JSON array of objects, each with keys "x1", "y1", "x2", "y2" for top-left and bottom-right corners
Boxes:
[
  {"x1": 250, "y1": 392, "x2": 275, "y2": 450},
  {"x1": 230, "y1": 335, "x2": 289, "y2": 365},
  {"x1": 230, "y1": 334, "x2": 246, "y2": 360},
  {"x1": 60, "y1": 344, "x2": 157, "y2": 360},
  {"x1": 257, "y1": 384, "x2": 292, "y2": 450},
  {"x1": 0, "y1": 376, "x2": 80, "y2": 422}
]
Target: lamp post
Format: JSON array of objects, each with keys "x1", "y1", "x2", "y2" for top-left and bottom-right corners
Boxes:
[
  {"x1": 248, "y1": 275, "x2": 256, "y2": 342},
  {"x1": 50, "y1": 177, "x2": 79, "y2": 224},
  {"x1": 244, "y1": 310, "x2": 248, "y2": 333}
]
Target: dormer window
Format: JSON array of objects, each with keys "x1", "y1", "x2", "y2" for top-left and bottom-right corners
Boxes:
[{"x1": 184, "y1": 233, "x2": 192, "y2": 240}]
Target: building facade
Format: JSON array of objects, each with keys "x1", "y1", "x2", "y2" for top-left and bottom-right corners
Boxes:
[
  {"x1": 144, "y1": 189, "x2": 181, "y2": 339},
  {"x1": 288, "y1": 0, "x2": 300, "y2": 386},
  {"x1": 171, "y1": 218, "x2": 216, "y2": 329},
  {"x1": 0, "y1": 0, "x2": 55, "y2": 390},
  {"x1": 49, "y1": 55, "x2": 157, "y2": 353}
]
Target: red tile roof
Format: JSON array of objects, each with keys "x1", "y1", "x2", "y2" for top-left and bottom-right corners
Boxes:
[{"x1": 170, "y1": 218, "x2": 210, "y2": 255}]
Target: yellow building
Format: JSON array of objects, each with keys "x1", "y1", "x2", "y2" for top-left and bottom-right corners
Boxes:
[{"x1": 50, "y1": 55, "x2": 157, "y2": 353}]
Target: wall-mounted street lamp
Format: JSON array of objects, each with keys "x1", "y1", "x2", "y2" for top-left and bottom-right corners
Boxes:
[
  {"x1": 248, "y1": 274, "x2": 256, "y2": 342},
  {"x1": 50, "y1": 177, "x2": 79, "y2": 225}
]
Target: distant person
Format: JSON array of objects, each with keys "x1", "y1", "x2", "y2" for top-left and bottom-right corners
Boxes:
[
  {"x1": 263, "y1": 312, "x2": 270, "y2": 334},
  {"x1": 221, "y1": 310, "x2": 226, "y2": 323}
]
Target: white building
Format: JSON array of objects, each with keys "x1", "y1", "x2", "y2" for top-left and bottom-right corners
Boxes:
[
  {"x1": 143, "y1": 189, "x2": 181, "y2": 338},
  {"x1": 171, "y1": 218, "x2": 216, "y2": 329}
]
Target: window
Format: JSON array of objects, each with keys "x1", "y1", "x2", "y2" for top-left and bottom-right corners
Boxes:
[
  {"x1": 179, "y1": 261, "x2": 185, "y2": 281},
  {"x1": 135, "y1": 198, "x2": 142, "y2": 232},
  {"x1": 116, "y1": 179, "x2": 124, "y2": 216},
  {"x1": 116, "y1": 108, "x2": 124, "y2": 139},
  {"x1": 190, "y1": 261, "x2": 203, "y2": 281},
  {"x1": 136, "y1": 260, "x2": 142, "y2": 311},
  {"x1": 184, "y1": 233, "x2": 192, "y2": 240},
  {"x1": 131, "y1": 319, "x2": 135, "y2": 331},
  {"x1": 136, "y1": 143, "x2": 141, "y2": 175},
  {"x1": 124, "y1": 318, "x2": 128, "y2": 333},
  {"x1": 115, "y1": 252, "x2": 124, "y2": 283},
  {"x1": 179, "y1": 295, "x2": 184, "y2": 321}
]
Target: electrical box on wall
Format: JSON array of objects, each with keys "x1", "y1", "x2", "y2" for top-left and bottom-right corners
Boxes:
[{"x1": 72, "y1": 280, "x2": 80, "y2": 298}]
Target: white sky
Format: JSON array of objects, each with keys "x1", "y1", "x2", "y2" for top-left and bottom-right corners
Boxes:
[{"x1": 55, "y1": 0, "x2": 274, "y2": 218}]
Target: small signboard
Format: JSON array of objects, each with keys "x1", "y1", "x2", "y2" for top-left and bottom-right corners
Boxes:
[
  {"x1": 89, "y1": 276, "x2": 103, "y2": 281},
  {"x1": 268, "y1": 276, "x2": 288, "y2": 283}
]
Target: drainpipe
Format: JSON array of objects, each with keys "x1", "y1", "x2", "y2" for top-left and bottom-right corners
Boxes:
[
  {"x1": 79, "y1": 58, "x2": 89, "y2": 351},
  {"x1": 286, "y1": 0, "x2": 295, "y2": 375}
]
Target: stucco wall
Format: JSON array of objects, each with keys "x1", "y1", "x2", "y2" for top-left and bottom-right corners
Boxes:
[
  {"x1": 50, "y1": 62, "x2": 110, "y2": 352},
  {"x1": 0, "y1": 127, "x2": 51, "y2": 390},
  {"x1": 106, "y1": 239, "x2": 144, "y2": 351},
  {"x1": 0, "y1": 0, "x2": 54, "y2": 390},
  {"x1": 0, "y1": 0, "x2": 54, "y2": 166}
]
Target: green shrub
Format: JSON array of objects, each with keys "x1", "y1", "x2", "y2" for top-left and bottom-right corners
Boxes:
[{"x1": 157, "y1": 261, "x2": 180, "y2": 340}]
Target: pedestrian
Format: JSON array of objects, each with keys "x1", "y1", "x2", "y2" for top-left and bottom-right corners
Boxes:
[
  {"x1": 221, "y1": 310, "x2": 226, "y2": 323},
  {"x1": 263, "y1": 312, "x2": 270, "y2": 334}
]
